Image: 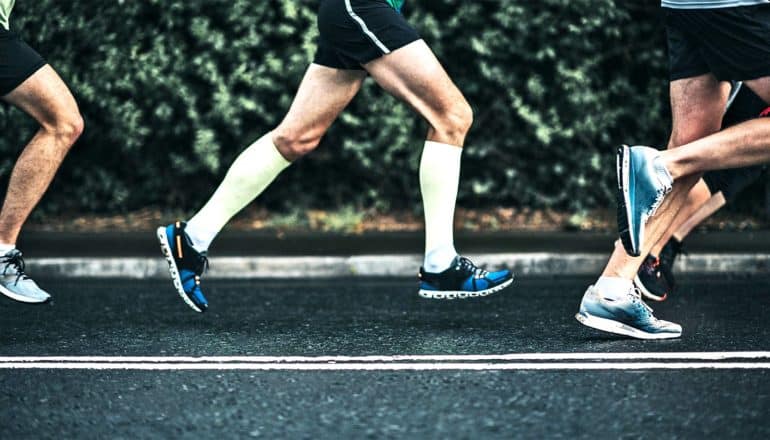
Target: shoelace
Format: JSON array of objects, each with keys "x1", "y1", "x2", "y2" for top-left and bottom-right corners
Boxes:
[
  {"x1": 195, "y1": 253, "x2": 210, "y2": 275},
  {"x1": 630, "y1": 287, "x2": 655, "y2": 319},
  {"x1": 457, "y1": 256, "x2": 489, "y2": 279},
  {"x1": 2, "y1": 250, "x2": 30, "y2": 286}
]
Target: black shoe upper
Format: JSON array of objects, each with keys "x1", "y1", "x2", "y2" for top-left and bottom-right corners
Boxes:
[
  {"x1": 658, "y1": 238, "x2": 684, "y2": 288},
  {"x1": 637, "y1": 255, "x2": 672, "y2": 300},
  {"x1": 172, "y1": 221, "x2": 209, "y2": 275}
]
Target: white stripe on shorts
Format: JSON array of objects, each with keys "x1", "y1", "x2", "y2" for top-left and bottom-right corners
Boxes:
[{"x1": 345, "y1": 0, "x2": 391, "y2": 54}]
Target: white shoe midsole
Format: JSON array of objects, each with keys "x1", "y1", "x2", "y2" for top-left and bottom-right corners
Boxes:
[{"x1": 575, "y1": 311, "x2": 681, "y2": 340}]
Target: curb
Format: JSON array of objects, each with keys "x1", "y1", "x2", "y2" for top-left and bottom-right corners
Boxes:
[{"x1": 27, "y1": 253, "x2": 770, "y2": 278}]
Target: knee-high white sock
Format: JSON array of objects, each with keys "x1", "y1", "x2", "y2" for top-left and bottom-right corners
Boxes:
[
  {"x1": 185, "y1": 133, "x2": 290, "y2": 252},
  {"x1": 420, "y1": 140, "x2": 462, "y2": 272}
]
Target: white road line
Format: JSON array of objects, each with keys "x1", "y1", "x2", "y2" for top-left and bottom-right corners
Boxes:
[
  {"x1": 1, "y1": 352, "x2": 769, "y2": 364},
  {"x1": 1, "y1": 362, "x2": 770, "y2": 371}
]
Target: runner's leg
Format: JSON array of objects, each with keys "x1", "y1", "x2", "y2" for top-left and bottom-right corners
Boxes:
[
  {"x1": 184, "y1": 65, "x2": 366, "y2": 251},
  {"x1": 0, "y1": 65, "x2": 83, "y2": 246},
  {"x1": 600, "y1": 74, "x2": 727, "y2": 281},
  {"x1": 364, "y1": 39, "x2": 512, "y2": 297},
  {"x1": 365, "y1": 40, "x2": 471, "y2": 272}
]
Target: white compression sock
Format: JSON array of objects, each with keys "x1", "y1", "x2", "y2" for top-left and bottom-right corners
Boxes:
[
  {"x1": 420, "y1": 140, "x2": 462, "y2": 273},
  {"x1": 594, "y1": 276, "x2": 633, "y2": 301},
  {"x1": 186, "y1": 133, "x2": 291, "y2": 252},
  {"x1": 0, "y1": 243, "x2": 15, "y2": 255}
]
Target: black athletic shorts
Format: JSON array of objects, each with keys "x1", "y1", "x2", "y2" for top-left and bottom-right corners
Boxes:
[
  {"x1": 314, "y1": 0, "x2": 421, "y2": 70},
  {"x1": 0, "y1": 28, "x2": 46, "y2": 96},
  {"x1": 665, "y1": 5, "x2": 770, "y2": 81}
]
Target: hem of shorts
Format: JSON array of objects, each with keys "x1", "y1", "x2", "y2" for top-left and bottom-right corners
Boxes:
[
  {"x1": 0, "y1": 59, "x2": 48, "y2": 97},
  {"x1": 669, "y1": 68, "x2": 712, "y2": 82},
  {"x1": 670, "y1": 64, "x2": 770, "y2": 82},
  {"x1": 359, "y1": 35, "x2": 421, "y2": 66},
  {"x1": 730, "y1": 65, "x2": 770, "y2": 81}
]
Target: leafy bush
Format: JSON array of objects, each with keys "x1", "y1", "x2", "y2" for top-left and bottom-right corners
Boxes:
[{"x1": 1, "y1": 0, "x2": 675, "y2": 216}]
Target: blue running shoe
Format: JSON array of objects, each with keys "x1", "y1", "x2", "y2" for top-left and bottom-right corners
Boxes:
[
  {"x1": 418, "y1": 256, "x2": 513, "y2": 300},
  {"x1": 157, "y1": 221, "x2": 209, "y2": 313},
  {"x1": 617, "y1": 145, "x2": 673, "y2": 257},
  {"x1": 575, "y1": 285, "x2": 682, "y2": 339}
]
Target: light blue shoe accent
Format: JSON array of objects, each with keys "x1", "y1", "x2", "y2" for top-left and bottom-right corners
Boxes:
[
  {"x1": 0, "y1": 250, "x2": 51, "y2": 304},
  {"x1": 617, "y1": 145, "x2": 673, "y2": 256},
  {"x1": 575, "y1": 285, "x2": 682, "y2": 340}
]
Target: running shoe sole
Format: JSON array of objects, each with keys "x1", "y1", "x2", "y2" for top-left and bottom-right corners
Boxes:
[
  {"x1": 633, "y1": 274, "x2": 668, "y2": 302},
  {"x1": 0, "y1": 284, "x2": 51, "y2": 304},
  {"x1": 418, "y1": 277, "x2": 514, "y2": 300},
  {"x1": 616, "y1": 145, "x2": 640, "y2": 256},
  {"x1": 156, "y1": 226, "x2": 204, "y2": 313},
  {"x1": 575, "y1": 311, "x2": 681, "y2": 340}
]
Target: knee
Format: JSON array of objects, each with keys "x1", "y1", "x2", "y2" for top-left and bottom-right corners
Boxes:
[
  {"x1": 272, "y1": 128, "x2": 321, "y2": 161},
  {"x1": 45, "y1": 112, "x2": 84, "y2": 148},
  {"x1": 430, "y1": 101, "x2": 473, "y2": 146}
]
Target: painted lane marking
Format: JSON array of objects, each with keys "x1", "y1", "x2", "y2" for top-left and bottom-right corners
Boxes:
[
  {"x1": 2, "y1": 352, "x2": 770, "y2": 364},
  {"x1": 1, "y1": 362, "x2": 770, "y2": 371}
]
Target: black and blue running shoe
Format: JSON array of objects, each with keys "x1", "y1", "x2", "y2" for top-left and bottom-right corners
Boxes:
[
  {"x1": 418, "y1": 256, "x2": 513, "y2": 300},
  {"x1": 157, "y1": 221, "x2": 209, "y2": 313}
]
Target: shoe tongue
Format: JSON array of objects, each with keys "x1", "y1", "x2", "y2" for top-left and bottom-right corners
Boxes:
[{"x1": 652, "y1": 157, "x2": 673, "y2": 190}]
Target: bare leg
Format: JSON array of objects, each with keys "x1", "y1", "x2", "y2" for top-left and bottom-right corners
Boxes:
[
  {"x1": 364, "y1": 40, "x2": 473, "y2": 147},
  {"x1": 648, "y1": 179, "x2": 712, "y2": 256},
  {"x1": 361, "y1": 40, "x2": 512, "y2": 294},
  {"x1": 673, "y1": 191, "x2": 726, "y2": 240},
  {"x1": 662, "y1": 117, "x2": 770, "y2": 178},
  {"x1": 660, "y1": 76, "x2": 770, "y2": 178},
  {"x1": 185, "y1": 64, "x2": 366, "y2": 247},
  {"x1": 0, "y1": 65, "x2": 84, "y2": 245},
  {"x1": 272, "y1": 65, "x2": 367, "y2": 160},
  {"x1": 366, "y1": 40, "x2": 470, "y2": 267},
  {"x1": 602, "y1": 74, "x2": 728, "y2": 279}
]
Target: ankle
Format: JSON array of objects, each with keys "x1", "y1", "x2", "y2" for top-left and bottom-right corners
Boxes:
[
  {"x1": 0, "y1": 243, "x2": 16, "y2": 254},
  {"x1": 423, "y1": 245, "x2": 457, "y2": 273},
  {"x1": 594, "y1": 276, "x2": 633, "y2": 300}
]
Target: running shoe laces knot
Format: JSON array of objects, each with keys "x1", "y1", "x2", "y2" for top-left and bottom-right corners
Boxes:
[
  {"x1": 631, "y1": 287, "x2": 655, "y2": 318},
  {"x1": 457, "y1": 256, "x2": 488, "y2": 279},
  {"x1": 2, "y1": 250, "x2": 29, "y2": 285}
]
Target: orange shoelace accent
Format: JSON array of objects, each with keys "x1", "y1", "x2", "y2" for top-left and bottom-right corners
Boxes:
[{"x1": 175, "y1": 222, "x2": 184, "y2": 259}]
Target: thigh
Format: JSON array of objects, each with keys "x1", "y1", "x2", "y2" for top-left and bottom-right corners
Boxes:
[
  {"x1": 2, "y1": 64, "x2": 79, "y2": 127},
  {"x1": 669, "y1": 73, "x2": 730, "y2": 147},
  {"x1": 276, "y1": 64, "x2": 367, "y2": 137},
  {"x1": 363, "y1": 40, "x2": 468, "y2": 129}
]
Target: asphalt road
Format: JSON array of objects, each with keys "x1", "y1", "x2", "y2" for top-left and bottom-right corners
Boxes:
[{"x1": 1, "y1": 275, "x2": 769, "y2": 438}]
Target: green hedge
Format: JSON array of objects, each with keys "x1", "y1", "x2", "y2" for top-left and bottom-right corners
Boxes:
[{"x1": 1, "y1": 0, "x2": 672, "y2": 215}]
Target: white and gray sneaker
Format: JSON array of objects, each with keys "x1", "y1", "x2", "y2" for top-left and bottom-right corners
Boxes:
[
  {"x1": 0, "y1": 249, "x2": 51, "y2": 304},
  {"x1": 575, "y1": 284, "x2": 681, "y2": 339}
]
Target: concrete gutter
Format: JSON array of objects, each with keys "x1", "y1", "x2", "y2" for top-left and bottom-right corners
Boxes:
[{"x1": 27, "y1": 253, "x2": 770, "y2": 278}]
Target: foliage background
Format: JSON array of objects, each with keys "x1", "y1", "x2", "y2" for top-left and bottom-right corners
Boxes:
[{"x1": 0, "y1": 0, "x2": 718, "y2": 218}]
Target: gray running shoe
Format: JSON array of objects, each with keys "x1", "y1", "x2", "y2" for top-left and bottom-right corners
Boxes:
[
  {"x1": 617, "y1": 145, "x2": 674, "y2": 257},
  {"x1": 0, "y1": 249, "x2": 51, "y2": 304},
  {"x1": 575, "y1": 284, "x2": 682, "y2": 340}
]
